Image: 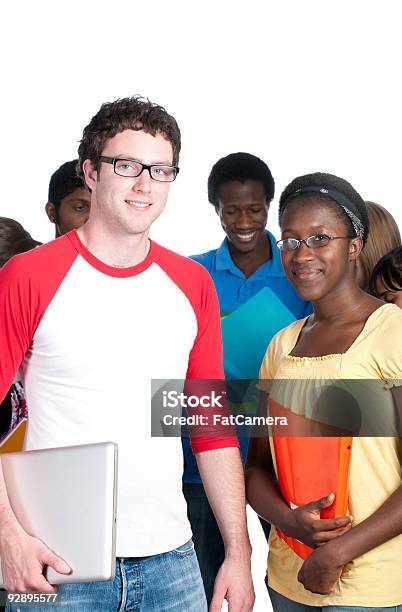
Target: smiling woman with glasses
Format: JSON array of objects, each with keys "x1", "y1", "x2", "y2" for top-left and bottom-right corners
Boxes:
[
  {"x1": 246, "y1": 172, "x2": 402, "y2": 612},
  {"x1": 98, "y1": 156, "x2": 179, "y2": 182}
]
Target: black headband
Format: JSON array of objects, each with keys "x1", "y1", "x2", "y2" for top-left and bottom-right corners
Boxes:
[{"x1": 280, "y1": 186, "x2": 368, "y2": 244}]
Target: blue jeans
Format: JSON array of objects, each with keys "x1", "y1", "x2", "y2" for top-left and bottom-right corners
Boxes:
[
  {"x1": 183, "y1": 483, "x2": 224, "y2": 606},
  {"x1": 6, "y1": 539, "x2": 207, "y2": 612},
  {"x1": 268, "y1": 586, "x2": 402, "y2": 612}
]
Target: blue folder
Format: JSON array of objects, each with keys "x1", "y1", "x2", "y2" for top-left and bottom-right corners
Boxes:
[{"x1": 221, "y1": 287, "x2": 296, "y2": 380}]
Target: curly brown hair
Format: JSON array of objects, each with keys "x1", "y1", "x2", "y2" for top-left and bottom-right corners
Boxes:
[
  {"x1": 77, "y1": 95, "x2": 181, "y2": 179},
  {"x1": 0, "y1": 217, "x2": 41, "y2": 268}
]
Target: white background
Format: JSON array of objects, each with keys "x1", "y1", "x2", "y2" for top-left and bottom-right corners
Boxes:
[{"x1": 2, "y1": 1, "x2": 401, "y2": 609}]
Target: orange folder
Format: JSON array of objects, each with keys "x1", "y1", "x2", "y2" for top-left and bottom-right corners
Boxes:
[
  {"x1": 0, "y1": 419, "x2": 27, "y2": 454},
  {"x1": 269, "y1": 398, "x2": 352, "y2": 559}
]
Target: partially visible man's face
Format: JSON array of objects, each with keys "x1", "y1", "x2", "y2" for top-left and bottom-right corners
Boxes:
[
  {"x1": 46, "y1": 188, "x2": 91, "y2": 237},
  {"x1": 83, "y1": 129, "x2": 173, "y2": 238},
  {"x1": 216, "y1": 179, "x2": 269, "y2": 253}
]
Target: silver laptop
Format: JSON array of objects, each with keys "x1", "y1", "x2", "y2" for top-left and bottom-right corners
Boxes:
[{"x1": 0, "y1": 441, "x2": 118, "y2": 587}]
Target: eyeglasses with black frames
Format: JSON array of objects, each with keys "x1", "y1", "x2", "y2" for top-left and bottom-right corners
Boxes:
[
  {"x1": 276, "y1": 234, "x2": 353, "y2": 252},
  {"x1": 98, "y1": 156, "x2": 179, "y2": 183}
]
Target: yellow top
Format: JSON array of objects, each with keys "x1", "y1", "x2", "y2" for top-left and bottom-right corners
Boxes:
[{"x1": 259, "y1": 303, "x2": 402, "y2": 606}]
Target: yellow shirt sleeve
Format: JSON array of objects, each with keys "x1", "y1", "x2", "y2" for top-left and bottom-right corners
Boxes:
[{"x1": 368, "y1": 306, "x2": 402, "y2": 380}]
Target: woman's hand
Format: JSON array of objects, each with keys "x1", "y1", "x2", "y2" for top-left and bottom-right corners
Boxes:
[
  {"x1": 282, "y1": 493, "x2": 352, "y2": 549},
  {"x1": 297, "y1": 542, "x2": 344, "y2": 594}
]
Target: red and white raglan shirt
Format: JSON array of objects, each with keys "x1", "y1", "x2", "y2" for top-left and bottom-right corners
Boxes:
[{"x1": 0, "y1": 231, "x2": 238, "y2": 556}]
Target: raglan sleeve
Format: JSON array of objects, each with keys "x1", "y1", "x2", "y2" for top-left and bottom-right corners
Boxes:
[
  {"x1": 0, "y1": 258, "x2": 39, "y2": 402},
  {"x1": 185, "y1": 267, "x2": 239, "y2": 454}
]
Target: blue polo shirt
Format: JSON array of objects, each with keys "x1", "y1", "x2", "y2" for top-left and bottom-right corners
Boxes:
[
  {"x1": 192, "y1": 231, "x2": 311, "y2": 318},
  {"x1": 182, "y1": 231, "x2": 312, "y2": 484}
]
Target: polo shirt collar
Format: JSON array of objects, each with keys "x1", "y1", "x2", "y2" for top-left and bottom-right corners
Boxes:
[{"x1": 215, "y1": 231, "x2": 285, "y2": 279}]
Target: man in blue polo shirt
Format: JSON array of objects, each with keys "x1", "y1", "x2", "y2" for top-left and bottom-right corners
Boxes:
[{"x1": 182, "y1": 152, "x2": 311, "y2": 605}]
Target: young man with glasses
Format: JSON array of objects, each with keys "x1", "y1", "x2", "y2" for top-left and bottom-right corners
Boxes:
[{"x1": 0, "y1": 97, "x2": 254, "y2": 612}]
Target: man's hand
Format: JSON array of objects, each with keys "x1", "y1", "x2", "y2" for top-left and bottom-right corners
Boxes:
[
  {"x1": 297, "y1": 543, "x2": 343, "y2": 595},
  {"x1": 285, "y1": 493, "x2": 352, "y2": 549},
  {"x1": 0, "y1": 521, "x2": 71, "y2": 593},
  {"x1": 196, "y1": 447, "x2": 255, "y2": 611},
  {"x1": 209, "y1": 550, "x2": 255, "y2": 612}
]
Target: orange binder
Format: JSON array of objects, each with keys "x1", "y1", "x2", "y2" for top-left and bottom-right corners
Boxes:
[
  {"x1": 269, "y1": 397, "x2": 352, "y2": 559},
  {"x1": 0, "y1": 419, "x2": 27, "y2": 454}
]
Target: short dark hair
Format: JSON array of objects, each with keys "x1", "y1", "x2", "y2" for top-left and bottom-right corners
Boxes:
[
  {"x1": 0, "y1": 217, "x2": 41, "y2": 268},
  {"x1": 207, "y1": 152, "x2": 275, "y2": 207},
  {"x1": 279, "y1": 172, "x2": 369, "y2": 244},
  {"x1": 77, "y1": 95, "x2": 181, "y2": 179},
  {"x1": 369, "y1": 245, "x2": 402, "y2": 295},
  {"x1": 48, "y1": 160, "x2": 86, "y2": 211}
]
